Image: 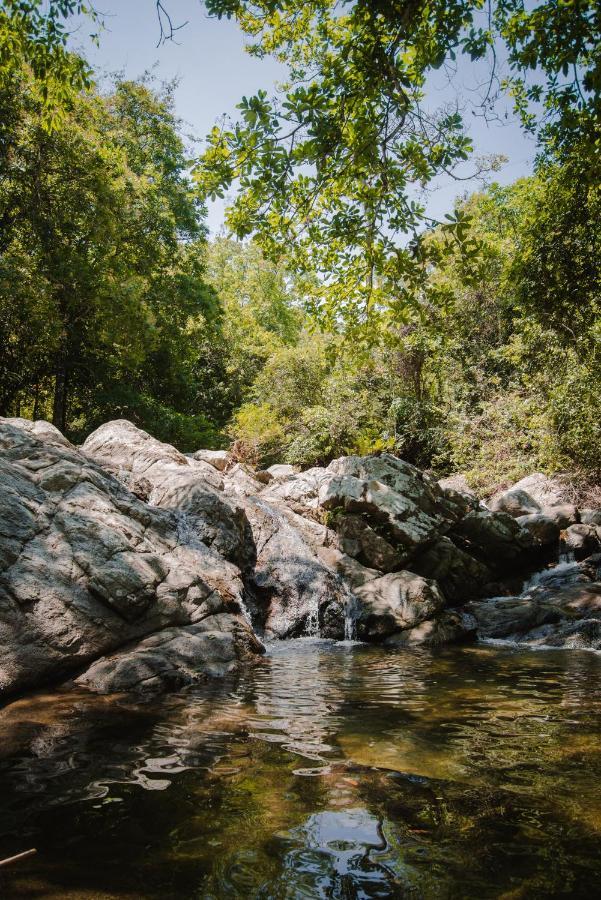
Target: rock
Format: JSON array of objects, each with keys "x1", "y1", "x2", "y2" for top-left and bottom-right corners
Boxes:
[
  {"x1": 562, "y1": 524, "x2": 601, "y2": 559},
  {"x1": 505, "y1": 473, "x2": 572, "y2": 508},
  {"x1": 384, "y1": 609, "x2": 477, "y2": 647},
  {"x1": 438, "y1": 474, "x2": 476, "y2": 496},
  {"x1": 76, "y1": 617, "x2": 263, "y2": 693},
  {"x1": 466, "y1": 595, "x2": 554, "y2": 639},
  {"x1": 239, "y1": 497, "x2": 349, "y2": 640},
  {"x1": 408, "y1": 536, "x2": 492, "y2": 602},
  {"x1": 467, "y1": 577, "x2": 601, "y2": 644},
  {"x1": 516, "y1": 513, "x2": 560, "y2": 546},
  {"x1": 451, "y1": 509, "x2": 535, "y2": 565},
  {"x1": 0, "y1": 419, "x2": 264, "y2": 700},
  {"x1": 190, "y1": 449, "x2": 231, "y2": 472},
  {"x1": 266, "y1": 463, "x2": 297, "y2": 480},
  {"x1": 335, "y1": 514, "x2": 403, "y2": 573},
  {"x1": 581, "y1": 509, "x2": 601, "y2": 526},
  {"x1": 489, "y1": 488, "x2": 541, "y2": 518},
  {"x1": 543, "y1": 504, "x2": 579, "y2": 528},
  {"x1": 354, "y1": 571, "x2": 446, "y2": 641},
  {"x1": 83, "y1": 421, "x2": 254, "y2": 571}
]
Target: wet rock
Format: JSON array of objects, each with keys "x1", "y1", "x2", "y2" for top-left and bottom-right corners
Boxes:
[
  {"x1": 384, "y1": 609, "x2": 477, "y2": 647},
  {"x1": 76, "y1": 617, "x2": 263, "y2": 693},
  {"x1": 354, "y1": 571, "x2": 446, "y2": 641},
  {"x1": 516, "y1": 513, "x2": 560, "y2": 546},
  {"x1": 408, "y1": 536, "x2": 492, "y2": 602},
  {"x1": 238, "y1": 497, "x2": 349, "y2": 640},
  {"x1": 563, "y1": 524, "x2": 601, "y2": 559}
]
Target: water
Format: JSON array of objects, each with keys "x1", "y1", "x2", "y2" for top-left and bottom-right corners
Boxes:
[{"x1": 1, "y1": 641, "x2": 601, "y2": 898}]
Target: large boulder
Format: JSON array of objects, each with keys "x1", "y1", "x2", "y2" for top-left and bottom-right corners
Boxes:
[
  {"x1": 354, "y1": 570, "x2": 446, "y2": 641},
  {"x1": 491, "y1": 473, "x2": 572, "y2": 510},
  {"x1": 408, "y1": 536, "x2": 492, "y2": 602},
  {"x1": 451, "y1": 510, "x2": 535, "y2": 566},
  {"x1": 83, "y1": 421, "x2": 254, "y2": 571},
  {"x1": 235, "y1": 496, "x2": 349, "y2": 640},
  {"x1": 0, "y1": 419, "x2": 263, "y2": 699}
]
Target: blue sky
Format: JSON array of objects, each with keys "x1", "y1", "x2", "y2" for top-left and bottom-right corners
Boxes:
[{"x1": 73, "y1": 0, "x2": 537, "y2": 234}]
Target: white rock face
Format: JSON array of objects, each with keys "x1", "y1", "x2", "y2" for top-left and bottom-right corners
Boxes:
[
  {"x1": 190, "y1": 449, "x2": 231, "y2": 472},
  {"x1": 0, "y1": 419, "x2": 262, "y2": 698}
]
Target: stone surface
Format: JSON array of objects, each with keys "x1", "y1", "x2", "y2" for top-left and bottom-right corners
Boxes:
[
  {"x1": 83, "y1": 421, "x2": 254, "y2": 571},
  {"x1": 384, "y1": 609, "x2": 477, "y2": 648},
  {"x1": 563, "y1": 524, "x2": 601, "y2": 558},
  {"x1": 451, "y1": 510, "x2": 535, "y2": 565},
  {"x1": 189, "y1": 449, "x2": 231, "y2": 472},
  {"x1": 354, "y1": 571, "x2": 446, "y2": 641},
  {"x1": 515, "y1": 513, "x2": 560, "y2": 546},
  {"x1": 489, "y1": 487, "x2": 541, "y2": 518},
  {"x1": 0, "y1": 419, "x2": 263, "y2": 700},
  {"x1": 408, "y1": 536, "x2": 492, "y2": 602}
]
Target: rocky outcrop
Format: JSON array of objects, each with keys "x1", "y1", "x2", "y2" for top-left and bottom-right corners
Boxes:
[
  {"x1": 0, "y1": 419, "x2": 262, "y2": 699},
  {"x1": 2, "y1": 419, "x2": 600, "y2": 700}
]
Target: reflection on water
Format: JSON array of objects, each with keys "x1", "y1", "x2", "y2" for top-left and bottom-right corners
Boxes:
[{"x1": 1, "y1": 640, "x2": 601, "y2": 898}]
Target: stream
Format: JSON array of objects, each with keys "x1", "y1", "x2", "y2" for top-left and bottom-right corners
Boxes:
[{"x1": 1, "y1": 639, "x2": 601, "y2": 898}]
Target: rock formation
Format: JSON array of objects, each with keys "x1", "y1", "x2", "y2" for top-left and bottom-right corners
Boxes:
[{"x1": 1, "y1": 418, "x2": 600, "y2": 701}]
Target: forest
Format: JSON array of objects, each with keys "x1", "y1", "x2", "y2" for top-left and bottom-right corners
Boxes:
[{"x1": 1, "y1": 0, "x2": 599, "y2": 495}]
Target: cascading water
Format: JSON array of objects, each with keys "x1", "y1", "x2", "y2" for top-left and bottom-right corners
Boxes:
[
  {"x1": 521, "y1": 539, "x2": 577, "y2": 593},
  {"x1": 173, "y1": 509, "x2": 255, "y2": 627},
  {"x1": 343, "y1": 595, "x2": 358, "y2": 642}
]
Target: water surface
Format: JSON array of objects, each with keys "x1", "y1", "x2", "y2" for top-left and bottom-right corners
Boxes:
[{"x1": 1, "y1": 640, "x2": 601, "y2": 898}]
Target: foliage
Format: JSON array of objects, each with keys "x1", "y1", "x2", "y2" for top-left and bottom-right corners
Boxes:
[
  {"x1": 0, "y1": 0, "x2": 95, "y2": 126},
  {"x1": 198, "y1": 0, "x2": 600, "y2": 328}
]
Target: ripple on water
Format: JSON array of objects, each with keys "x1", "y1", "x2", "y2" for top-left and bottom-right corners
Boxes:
[{"x1": 1, "y1": 642, "x2": 601, "y2": 898}]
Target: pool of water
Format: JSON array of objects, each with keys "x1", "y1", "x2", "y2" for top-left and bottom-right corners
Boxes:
[{"x1": 1, "y1": 640, "x2": 601, "y2": 898}]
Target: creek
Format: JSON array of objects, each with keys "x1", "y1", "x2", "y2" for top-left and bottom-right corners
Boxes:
[{"x1": 1, "y1": 639, "x2": 601, "y2": 898}]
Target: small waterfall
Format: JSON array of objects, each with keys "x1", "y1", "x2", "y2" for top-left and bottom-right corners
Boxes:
[
  {"x1": 305, "y1": 604, "x2": 320, "y2": 638},
  {"x1": 343, "y1": 595, "x2": 358, "y2": 642},
  {"x1": 521, "y1": 540, "x2": 577, "y2": 594}
]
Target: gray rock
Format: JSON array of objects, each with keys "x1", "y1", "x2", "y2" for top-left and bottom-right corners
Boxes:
[
  {"x1": 384, "y1": 609, "x2": 477, "y2": 647},
  {"x1": 563, "y1": 524, "x2": 601, "y2": 558},
  {"x1": 0, "y1": 419, "x2": 263, "y2": 699},
  {"x1": 83, "y1": 421, "x2": 254, "y2": 570},
  {"x1": 516, "y1": 513, "x2": 560, "y2": 546},
  {"x1": 354, "y1": 570, "x2": 446, "y2": 641},
  {"x1": 238, "y1": 497, "x2": 349, "y2": 640},
  {"x1": 77, "y1": 616, "x2": 263, "y2": 693},
  {"x1": 505, "y1": 473, "x2": 572, "y2": 508},
  {"x1": 335, "y1": 514, "x2": 403, "y2": 573},
  {"x1": 408, "y1": 536, "x2": 492, "y2": 602},
  {"x1": 266, "y1": 463, "x2": 297, "y2": 480},
  {"x1": 190, "y1": 449, "x2": 231, "y2": 471},
  {"x1": 489, "y1": 487, "x2": 541, "y2": 518},
  {"x1": 581, "y1": 509, "x2": 601, "y2": 526},
  {"x1": 451, "y1": 509, "x2": 535, "y2": 565}
]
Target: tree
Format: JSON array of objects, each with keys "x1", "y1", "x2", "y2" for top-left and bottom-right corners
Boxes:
[{"x1": 196, "y1": 0, "x2": 600, "y2": 326}]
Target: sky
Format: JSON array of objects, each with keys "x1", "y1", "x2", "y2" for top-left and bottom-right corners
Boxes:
[{"x1": 72, "y1": 0, "x2": 537, "y2": 234}]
